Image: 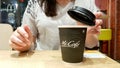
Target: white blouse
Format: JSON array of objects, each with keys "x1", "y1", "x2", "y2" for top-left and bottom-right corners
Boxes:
[{"x1": 21, "y1": 0, "x2": 99, "y2": 50}]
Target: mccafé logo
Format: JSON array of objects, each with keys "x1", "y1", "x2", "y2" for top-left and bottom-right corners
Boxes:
[{"x1": 61, "y1": 40, "x2": 80, "y2": 48}]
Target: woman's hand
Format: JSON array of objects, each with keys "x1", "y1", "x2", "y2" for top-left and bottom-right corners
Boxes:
[
  {"x1": 87, "y1": 12, "x2": 103, "y2": 35},
  {"x1": 85, "y1": 12, "x2": 103, "y2": 48},
  {"x1": 9, "y1": 25, "x2": 33, "y2": 52}
]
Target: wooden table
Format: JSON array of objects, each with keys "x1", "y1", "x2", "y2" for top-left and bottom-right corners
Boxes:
[{"x1": 0, "y1": 50, "x2": 120, "y2": 68}]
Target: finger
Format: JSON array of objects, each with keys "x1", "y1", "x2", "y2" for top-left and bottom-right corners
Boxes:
[
  {"x1": 95, "y1": 19, "x2": 103, "y2": 28},
  {"x1": 9, "y1": 37, "x2": 31, "y2": 52},
  {"x1": 96, "y1": 26, "x2": 101, "y2": 31},
  {"x1": 17, "y1": 27, "x2": 28, "y2": 38},
  {"x1": 14, "y1": 31, "x2": 28, "y2": 43},
  {"x1": 87, "y1": 20, "x2": 102, "y2": 34},
  {"x1": 24, "y1": 25, "x2": 33, "y2": 41},
  {"x1": 95, "y1": 26, "x2": 101, "y2": 34},
  {"x1": 94, "y1": 12, "x2": 103, "y2": 19},
  {"x1": 9, "y1": 40, "x2": 24, "y2": 51},
  {"x1": 10, "y1": 34, "x2": 27, "y2": 47},
  {"x1": 14, "y1": 28, "x2": 31, "y2": 45}
]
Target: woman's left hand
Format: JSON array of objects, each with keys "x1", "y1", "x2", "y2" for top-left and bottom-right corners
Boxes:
[
  {"x1": 85, "y1": 12, "x2": 103, "y2": 48},
  {"x1": 87, "y1": 12, "x2": 103, "y2": 35}
]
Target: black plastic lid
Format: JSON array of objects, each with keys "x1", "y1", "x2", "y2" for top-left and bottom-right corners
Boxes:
[{"x1": 68, "y1": 6, "x2": 96, "y2": 26}]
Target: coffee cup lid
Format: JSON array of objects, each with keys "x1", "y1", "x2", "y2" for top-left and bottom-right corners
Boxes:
[{"x1": 68, "y1": 6, "x2": 96, "y2": 26}]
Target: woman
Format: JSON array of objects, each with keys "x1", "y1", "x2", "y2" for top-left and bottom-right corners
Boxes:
[{"x1": 9, "y1": 0, "x2": 103, "y2": 51}]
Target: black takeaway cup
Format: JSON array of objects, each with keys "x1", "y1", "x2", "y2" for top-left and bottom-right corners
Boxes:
[
  {"x1": 68, "y1": 6, "x2": 96, "y2": 26},
  {"x1": 59, "y1": 6, "x2": 95, "y2": 63},
  {"x1": 59, "y1": 26, "x2": 87, "y2": 63}
]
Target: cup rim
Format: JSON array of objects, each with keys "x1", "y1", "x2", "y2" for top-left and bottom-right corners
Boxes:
[{"x1": 58, "y1": 25, "x2": 88, "y2": 28}]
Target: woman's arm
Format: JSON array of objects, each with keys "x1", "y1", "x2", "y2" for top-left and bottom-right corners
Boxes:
[
  {"x1": 9, "y1": 0, "x2": 38, "y2": 52},
  {"x1": 86, "y1": 12, "x2": 103, "y2": 48},
  {"x1": 77, "y1": 12, "x2": 103, "y2": 48}
]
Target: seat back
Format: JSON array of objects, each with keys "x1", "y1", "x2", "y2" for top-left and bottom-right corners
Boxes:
[
  {"x1": 0, "y1": 24, "x2": 13, "y2": 50},
  {"x1": 98, "y1": 29, "x2": 112, "y2": 40}
]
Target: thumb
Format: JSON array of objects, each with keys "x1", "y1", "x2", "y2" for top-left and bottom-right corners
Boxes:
[
  {"x1": 95, "y1": 19, "x2": 103, "y2": 28},
  {"x1": 23, "y1": 25, "x2": 33, "y2": 41}
]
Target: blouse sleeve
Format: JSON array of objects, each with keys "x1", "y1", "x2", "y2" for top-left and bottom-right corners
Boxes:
[{"x1": 21, "y1": 0, "x2": 38, "y2": 37}]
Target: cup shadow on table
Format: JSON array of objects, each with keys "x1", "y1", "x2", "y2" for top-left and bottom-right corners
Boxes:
[{"x1": 11, "y1": 51, "x2": 35, "y2": 58}]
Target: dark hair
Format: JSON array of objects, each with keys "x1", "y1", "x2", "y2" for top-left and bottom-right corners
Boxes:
[{"x1": 40, "y1": 0, "x2": 57, "y2": 17}]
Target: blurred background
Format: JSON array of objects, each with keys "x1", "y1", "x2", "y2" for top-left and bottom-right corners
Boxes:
[{"x1": 0, "y1": 0, "x2": 28, "y2": 30}]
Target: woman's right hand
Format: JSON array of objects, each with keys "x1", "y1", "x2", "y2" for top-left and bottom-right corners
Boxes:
[{"x1": 9, "y1": 25, "x2": 33, "y2": 52}]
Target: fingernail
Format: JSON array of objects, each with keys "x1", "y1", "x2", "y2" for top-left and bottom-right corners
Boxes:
[{"x1": 24, "y1": 34, "x2": 28, "y2": 38}]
